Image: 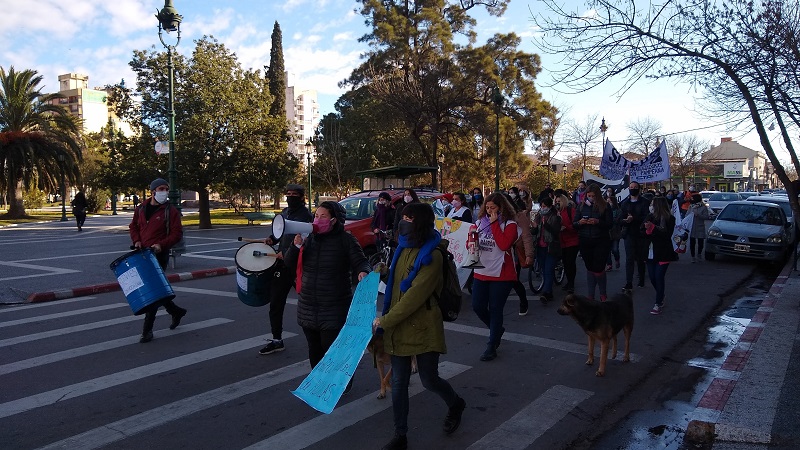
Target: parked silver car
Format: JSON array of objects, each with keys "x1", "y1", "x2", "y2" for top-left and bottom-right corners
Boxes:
[
  {"x1": 750, "y1": 195, "x2": 797, "y2": 244},
  {"x1": 705, "y1": 200, "x2": 792, "y2": 262},
  {"x1": 708, "y1": 192, "x2": 743, "y2": 216}
]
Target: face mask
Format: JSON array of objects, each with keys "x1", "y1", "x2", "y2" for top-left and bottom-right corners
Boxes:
[
  {"x1": 398, "y1": 220, "x2": 414, "y2": 236},
  {"x1": 452, "y1": 200, "x2": 462, "y2": 209},
  {"x1": 540, "y1": 207, "x2": 551, "y2": 215},
  {"x1": 154, "y1": 191, "x2": 168, "y2": 204},
  {"x1": 287, "y1": 196, "x2": 303, "y2": 209},
  {"x1": 578, "y1": 187, "x2": 586, "y2": 193},
  {"x1": 474, "y1": 194, "x2": 483, "y2": 202},
  {"x1": 520, "y1": 191, "x2": 527, "y2": 198},
  {"x1": 629, "y1": 188, "x2": 640, "y2": 197},
  {"x1": 377, "y1": 200, "x2": 386, "y2": 206},
  {"x1": 313, "y1": 217, "x2": 334, "y2": 234},
  {"x1": 649, "y1": 205, "x2": 655, "y2": 214},
  {"x1": 403, "y1": 195, "x2": 412, "y2": 204},
  {"x1": 510, "y1": 193, "x2": 517, "y2": 198},
  {"x1": 666, "y1": 195, "x2": 674, "y2": 201}
]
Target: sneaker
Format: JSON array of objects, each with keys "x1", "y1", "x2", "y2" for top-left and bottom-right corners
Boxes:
[
  {"x1": 519, "y1": 304, "x2": 529, "y2": 316},
  {"x1": 381, "y1": 433, "x2": 408, "y2": 450},
  {"x1": 480, "y1": 345, "x2": 497, "y2": 361},
  {"x1": 169, "y1": 308, "x2": 187, "y2": 330},
  {"x1": 605, "y1": 264, "x2": 613, "y2": 272},
  {"x1": 623, "y1": 284, "x2": 633, "y2": 291},
  {"x1": 443, "y1": 397, "x2": 467, "y2": 434},
  {"x1": 259, "y1": 339, "x2": 285, "y2": 355},
  {"x1": 637, "y1": 280, "x2": 645, "y2": 288},
  {"x1": 139, "y1": 331, "x2": 153, "y2": 343},
  {"x1": 691, "y1": 256, "x2": 696, "y2": 263},
  {"x1": 600, "y1": 295, "x2": 607, "y2": 302},
  {"x1": 650, "y1": 304, "x2": 662, "y2": 315}
]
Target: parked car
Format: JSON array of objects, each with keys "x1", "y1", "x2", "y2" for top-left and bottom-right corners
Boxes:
[
  {"x1": 339, "y1": 188, "x2": 443, "y2": 253},
  {"x1": 705, "y1": 200, "x2": 792, "y2": 262},
  {"x1": 707, "y1": 192, "x2": 743, "y2": 216},
  {"x1": 699, "y1": 190, "x2": 716, "y2": 206},
  {"x1": 737, "y1": 191, "x2": 760, "y2": 200},
  {"x1": 750, "y1": 195, "x2": 797, "y2": 244}
]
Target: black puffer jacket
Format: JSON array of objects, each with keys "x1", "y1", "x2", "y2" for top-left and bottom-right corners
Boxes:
[{"x1": 285, "y1": 223, "x2": 370, "y2": 331}]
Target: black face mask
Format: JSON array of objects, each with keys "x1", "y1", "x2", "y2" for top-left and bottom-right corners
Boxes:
[
  {"x1": 286, "y1": 196, "x2": 303, "y2": 209},
  {"x1": 629, "y1": 188, "x2": 640, "y2": 197},
  {"x1": 398, "y1": 220, "x2": 415, "y2": 237}
]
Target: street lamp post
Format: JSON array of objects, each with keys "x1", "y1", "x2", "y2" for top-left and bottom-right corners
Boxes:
[
  {"x1": 306, "y1": 140, "x2": 313, "y2": 210},
  {"x1": 57, "y1": 153, "x2": 67, "y2": 222},
  {"x1": 492, "y1": 85, "x2": 503, "y2": 193},
  {"x1": 598, "y1": 117, "x2": 608, "y2": 175},
  {"x1": 156, "y1": 0, "x2": 182, "y2": 209},
  {"x1": 108, "y1": 118, "x2": 118, "y2": 215}
]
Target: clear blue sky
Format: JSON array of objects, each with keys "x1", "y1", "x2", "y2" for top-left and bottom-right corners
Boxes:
[{"x1": 1, "y1": 0, "x2": 786, "y2": 162}]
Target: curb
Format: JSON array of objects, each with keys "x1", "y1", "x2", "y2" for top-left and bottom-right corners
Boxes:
[
  {"x1": 685, "y1": 261, "x2": 794, "y2": 444},
  {"x1": 27, "y1": 266, "x2": 237, "y2": 303}
]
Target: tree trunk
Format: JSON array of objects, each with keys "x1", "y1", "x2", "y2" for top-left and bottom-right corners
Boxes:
[
  {"x1": 198, "y1": 189, "x2": 212, "y2": 229},
  {"x1": 2, "y1": 178, "x2": 28, "y2": 219}
]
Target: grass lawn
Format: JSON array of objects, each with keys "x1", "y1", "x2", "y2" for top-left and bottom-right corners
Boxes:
[{"x1": 0, "y1": 205, "x2": 279, "y2": 228}]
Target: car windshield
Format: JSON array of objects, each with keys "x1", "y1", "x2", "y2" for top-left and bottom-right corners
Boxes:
[
  {"x1": 339, "y1": 197, "x2": 376, "y2": 221},
  {"x1": 751, "y1": 199, "x2": 793, "y2": 220},
  {"x1": 701, "y1": 192, "x2": 713, "y2": 200},
  {"x1": 717, "y1": 204, "x2": 783, "y2": 225},
  {"x1": 710, "y1": 193, "x2": 740, "y2": 201}
]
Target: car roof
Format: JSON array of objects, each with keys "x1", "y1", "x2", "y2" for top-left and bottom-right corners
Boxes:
[
  {"x1": 728, "y1": 199, "x2": 783, "y2": 208},
  {"x1": 342, "y1": 188, "x2": 442, "y2": 199}
]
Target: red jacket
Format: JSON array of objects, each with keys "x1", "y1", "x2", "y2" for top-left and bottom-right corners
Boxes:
[
  {"x1": 558, "y1": 206, "x2": 579, "y2": 248},
  {"x1": 129, "y1": 202, "x2": 183, "y2": 250}
]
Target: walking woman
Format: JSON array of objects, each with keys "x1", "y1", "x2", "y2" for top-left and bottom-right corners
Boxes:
[
  {"x1": 71, "y1": 190, "x2": 88, "y2": 231},
  {"x1": 471, "y1": 193, "x2": 518, "y2": 361},
  {"x1": 373, "y1": 203, "x2": 466, "y2": 450},
  {"x1": 643, "y1": 196, "x2": 678, "y2": 314},
  {"x1": 504, "y1": 193, "x2": 534, "y2": 315},
  {"x1": 285, "y1": 201, "x2": 370, "y2": 369},
  {"x1": 530, "y1": 196, "x2": 561, "y2": 304},
  {"x1": 555, "y1": 193, "x2": 579, "y2": 293},
  {"x1": 606, "y1": 194, "x2": 623, "y2": 271},
  {"x1": 687, "y1": 193, "x2": 710, "y2": 262},
  {"x1": 574, "y1": 184, "x2": 613, "y2": 301}
]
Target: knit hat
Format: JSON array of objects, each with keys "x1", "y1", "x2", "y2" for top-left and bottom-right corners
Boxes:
[
  {"x1": 285, "y1": 184, "x2": 305, "y2": 196},
  {"x1": 443, "y1": 193, "x2": 454, "y2": 202},
  {"x1": 378, "y1": 192, "x2": 392, "y2": 201},
  {"x1": 150, "y1": 178, "x2": 168, "y2": 191},
  {"x1": 320, "y1": 200, "x2": 346, "y2": 224}
]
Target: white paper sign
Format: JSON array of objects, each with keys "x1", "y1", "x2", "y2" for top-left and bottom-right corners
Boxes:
[
  {"x1": 236, "y1": 271, "x2": 248, "y2": 291},
  {"x1": 118, "y1": 267, "x2": 144, "y2": 296}
]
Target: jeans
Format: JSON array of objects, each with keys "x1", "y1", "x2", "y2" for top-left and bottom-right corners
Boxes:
[
  {"x1": 607, "y1": 239, "x2": 621, "y2": 265},
  {"x1": 390, "y1": 352, "x2": 459, "y2": 435},
  {"x1": 471, "y1": 279, "x2": 513, "y2": 348},
  {"x1": 646, "y1": 260, "x2": 671, "y2": 306},
  {"x1": 535, "y1": 246, "x2": 556, "y2": 295},
  {"x1": 624, "y1": 236, "x2": 648, "y2": 286}
]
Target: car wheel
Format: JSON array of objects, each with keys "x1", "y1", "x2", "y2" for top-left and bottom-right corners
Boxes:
[{"x1": 705, "y1": 252, "x2": 716, "y2": 261}]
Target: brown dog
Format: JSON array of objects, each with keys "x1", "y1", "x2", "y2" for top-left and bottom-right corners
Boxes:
[
  {"x1": 366, "y1": 334, "x2": 417, "y2": 399},
  {"x1": 557, "y1": 290, "x2": 634, "y2": 377}
]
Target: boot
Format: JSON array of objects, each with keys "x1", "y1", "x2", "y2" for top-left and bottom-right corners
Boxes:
[{"x1": 140, "y1": 309, "x2": 156, "y2": 343}]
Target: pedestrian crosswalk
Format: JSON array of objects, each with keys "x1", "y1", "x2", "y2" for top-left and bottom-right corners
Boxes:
[{"x1": 0, "y1": 288, "x2": 614, "y2": 449}]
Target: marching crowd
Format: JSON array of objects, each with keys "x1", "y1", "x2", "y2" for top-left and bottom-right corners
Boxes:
[{"x1": 129, "y1": 179, "x2": 703, "y2": 450}]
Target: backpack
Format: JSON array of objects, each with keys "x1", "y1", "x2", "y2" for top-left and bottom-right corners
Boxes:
[{"x1": 429, "y1": 239, "x2": 463, "y2": 322}]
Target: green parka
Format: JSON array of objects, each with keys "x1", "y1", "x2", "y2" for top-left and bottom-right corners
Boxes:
[{"x1": 379, "y1": 246, "x2": 446, "y2": 356}]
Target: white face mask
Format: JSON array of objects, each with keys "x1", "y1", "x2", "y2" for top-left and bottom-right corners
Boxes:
[
  {"x1": 403, "y1": 195, "x2": 413, "y2": 203},
  {"x1": 154, "y1": 191, "x2": 169, "y2": 204},
  {"x1": 649, "y1": 205, "x2": 655, "y2": 214}
]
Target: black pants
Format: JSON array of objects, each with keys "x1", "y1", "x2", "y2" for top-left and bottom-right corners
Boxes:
[
  {"x1": 74, "y1": 213, "x2": 86, "y2": 228},
  {"x1": 142, "y1": 253, "x2": 183, "y2": 333},
  {"x1": 268, "y1": 264, "x2": 293, "y2": 340},
  {"x1": 561, "y1": 245, "x2": 579, "y2": 289},
  {"x1": 302, "y1": 327, "x2": 341, "y2": 368},
  {"x1": 690, "y1": 237, "x2": 705, "y2": 257},
  {"x1": 624, "y1": 236, "x2": 648, "y2": 286}
]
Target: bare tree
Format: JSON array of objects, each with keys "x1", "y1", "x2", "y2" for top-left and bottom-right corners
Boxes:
[
  {"x1": 563, "y1": 113, "x2": 603, "y2": 174},
  {"x1": 626, "y1": 117, "x2": 662, "y2": 157},
  {"x1": 667, "y1": 134, "x2": 709, "y2": 190},
  {"x1": 533, "y1": 0, "x2": 800, "y2": 214}
]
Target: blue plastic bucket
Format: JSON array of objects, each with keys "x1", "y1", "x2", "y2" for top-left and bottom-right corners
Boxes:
[
  {"x1": 235, "y1": 243, "x2": 277, "y2": 307},
  {"x1": 110, "y1": 249, "x2": 175, "y2": 315}
]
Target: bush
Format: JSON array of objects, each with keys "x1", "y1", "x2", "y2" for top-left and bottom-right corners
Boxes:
[
  {"x1": 23, "y1": 188, "x2": 47, "y2": 210},
  {"x1": 86, "y1": 190, "x2": 105, "y2": 213}
]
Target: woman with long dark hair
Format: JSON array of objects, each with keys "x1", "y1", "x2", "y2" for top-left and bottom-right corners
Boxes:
[
  {"x1": 531, "y1": 196, "x2": 561, "y2": 303},
  {"x1": 574, "y1": 184, "x2": 613, "y2": 301},
  {"x1": 373, "y1": 202, "x2": 466, "y2": 449},
  {"x1": 642, "y1": 196, "x2": 678, "y2": 315}
]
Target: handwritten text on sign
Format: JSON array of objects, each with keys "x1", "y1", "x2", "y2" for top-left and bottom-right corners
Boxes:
[{"x1": 291, "y1": 271, "x2": 380, "y2": 414}]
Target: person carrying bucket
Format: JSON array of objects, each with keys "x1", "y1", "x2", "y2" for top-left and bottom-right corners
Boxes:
[
  {"x1": 258, "y1": 184, "x2": 313, "y2": 356},
  {"x1": 129, "y1": 178, "x2": 187, "y2": 343}
]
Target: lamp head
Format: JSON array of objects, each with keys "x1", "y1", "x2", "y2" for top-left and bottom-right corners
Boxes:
[
  {"x1": 600, "y1": 117, "x2": 608, "y2": 133},
  {"x1": 156, "y1": 0, "x2": 182, "y2": 33}
]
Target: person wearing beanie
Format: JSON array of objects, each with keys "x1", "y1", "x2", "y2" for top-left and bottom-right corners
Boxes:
[
  {"x1": 128, "y1": 177, "x2": 187, "y2": 343},
  {"x1": 283, "y1": 200, "x2": 370, "y2": 392},
  {"x1": 371, "y1": 192, "x2": 395, "y2": 248},
  {"x1": 258, "y1": 183, "x2": 313, "y2": 356},
  {"x1": 441, "y1": 193, "x2": 454, "y2": 217}
]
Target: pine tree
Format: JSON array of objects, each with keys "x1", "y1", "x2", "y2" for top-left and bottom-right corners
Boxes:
[{"x1": 266, "y1": 21, "x2": 286, "y2": 120}]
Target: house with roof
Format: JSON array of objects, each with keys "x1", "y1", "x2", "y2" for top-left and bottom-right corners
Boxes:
[{"x1": 698, "y1": 138, "x2": 773, "y2": 192}]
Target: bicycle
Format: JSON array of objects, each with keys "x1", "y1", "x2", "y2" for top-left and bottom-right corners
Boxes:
[
  {"x1": 528, "y1": 257, "x2": 565, "y2": 293},
  {"x1": 368, "y1": 230, "x2": 394, "y2": 268}
]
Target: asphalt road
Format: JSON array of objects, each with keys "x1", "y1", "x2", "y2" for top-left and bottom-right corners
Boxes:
[{"x1": 0, "y1": 214, "x2": 762, "y2": 449}]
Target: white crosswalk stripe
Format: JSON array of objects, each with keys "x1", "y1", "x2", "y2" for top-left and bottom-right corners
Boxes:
[
  {"x1": 0, "y1": 303, "x2": 129, "y2": 328},
  {"x1": 0, "y1": 314, "x2": 154, "y2": 348}
]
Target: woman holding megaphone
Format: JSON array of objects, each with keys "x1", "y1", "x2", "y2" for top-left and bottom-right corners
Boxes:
[{"x1": 284, "y1": 201, "x2": 370, "y2": 387}]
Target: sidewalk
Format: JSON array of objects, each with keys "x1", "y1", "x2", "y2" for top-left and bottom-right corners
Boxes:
[{"x1": 686, "y1": 256, "x2": 800, "y2": 448}]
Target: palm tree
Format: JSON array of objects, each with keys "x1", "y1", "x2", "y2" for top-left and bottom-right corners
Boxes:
[{"x1": 1, "y1": 66, "x2": 83, "y2": 219}]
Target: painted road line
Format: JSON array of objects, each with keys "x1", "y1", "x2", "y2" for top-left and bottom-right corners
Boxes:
[
  {"x1": 0, "y1": 314, "x2": 157, "y2": 348},
  {"x1": 37, "y1": 360, "x2": 311, "y2": 450},
  {"x1": 467, "y1": 385, "x2": 593, "y2": 450},
  {"x1": 0, "y1": 297, "x2": 96, "y2": 314},
  {"x1": 444, "y1": 322, "x2": 642, "y2": 361},
  {"x1": 244, "y1": 361, "x2": 471, "y2": 450},
  {"x1": 0, "y1": 333, "x2": 293, "y2": 419},
  {"x1": 0, "y1": 261, "x2": 79, "y2": 282},
  {"x1": 171, "y1": 286, "x2": 299, "y2": 306},
  {"x1": 0, "y1": 318, "x2": 233, "y2": 376},
  {"x1": 0, "y1": 303, "x2": 129, "y2": 328}
]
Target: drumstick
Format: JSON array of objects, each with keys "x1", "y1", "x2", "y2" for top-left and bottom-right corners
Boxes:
[{"x1": 237, "y1": 237, "x2": 265, "y2": 243}]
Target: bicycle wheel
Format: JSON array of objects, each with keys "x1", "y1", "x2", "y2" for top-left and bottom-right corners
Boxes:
[
  {"x1": 368, "y1": 252, "x2": 385, "y2": 269},
  {"x1": 528, "y1": 261, "x2": 543, "y2": 293},
  {"x1": 554, "y1": 261, "x2": 565, "y2": 285}
]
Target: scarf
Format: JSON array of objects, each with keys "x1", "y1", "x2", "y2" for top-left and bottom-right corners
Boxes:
[
  {"x1": 374, "y1": 203, "x2": 390, "y2": 230},
  {"x1": 477, "y1": 214, "x2": 505, "y2": 238},
  {"x1": 382, "y1": 229, "x2": 442, "y2": 315}
]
